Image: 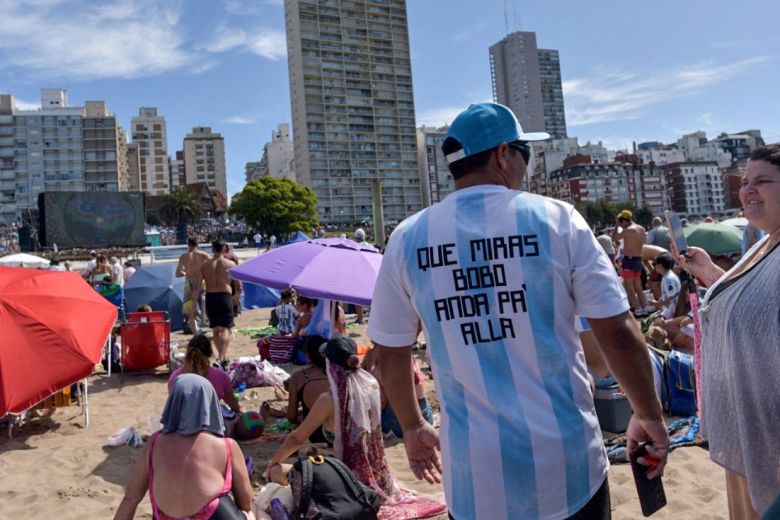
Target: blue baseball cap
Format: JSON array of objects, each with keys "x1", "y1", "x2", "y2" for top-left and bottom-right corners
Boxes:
[{"x1": 444, "y1": 103, "x2": 550, "y2": 164}]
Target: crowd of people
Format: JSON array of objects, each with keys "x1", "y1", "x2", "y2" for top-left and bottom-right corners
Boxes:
[{"x1": 110, "y1": 102, "x2": 778, "y2": 519}]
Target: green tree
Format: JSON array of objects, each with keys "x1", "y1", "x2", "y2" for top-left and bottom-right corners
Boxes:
[
  {"x1": 162, "y1": 187, "x2": 202, "y2": 226},
  {"x1": 575, "y1": 200, "x2": 654, "y2": 230},
  {"x1": 161, "y1": 187, "x2": 202, "y2": 243},
  {"x1": 229, "y1": 177, "x2": 318, "y2": 237}
]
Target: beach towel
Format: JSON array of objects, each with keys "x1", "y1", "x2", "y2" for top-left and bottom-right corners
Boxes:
[
  {"x1": 605, "y1": 416, "x2": 701, "y2": 463},
  {"x1": 327, "y1": 361, "x2": 446, "y2": 520}
]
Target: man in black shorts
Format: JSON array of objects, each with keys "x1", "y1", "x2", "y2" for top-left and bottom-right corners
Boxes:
[{"x1": 193, "y1": 240, "x2": 241, "y2": 366}]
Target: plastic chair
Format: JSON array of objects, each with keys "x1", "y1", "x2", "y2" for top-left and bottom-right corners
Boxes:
[{"x1": 120, "y1": 311, "x2": 171, "y2": 371}]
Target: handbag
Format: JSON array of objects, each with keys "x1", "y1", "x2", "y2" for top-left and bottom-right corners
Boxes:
[
  {"x1": 664, "y1": 349, "x2": 697, "y2": 417},
  {"x1": 289, "y1": 454, "x2": 380, "y2": 520}
]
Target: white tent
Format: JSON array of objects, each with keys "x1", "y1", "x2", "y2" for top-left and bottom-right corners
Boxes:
[
  {"x1": 0, "y1": 253, "x2": 50, "y2": 268},
  {"x1": 721, "y1": 217, "x2": 748, "y2": 230}
]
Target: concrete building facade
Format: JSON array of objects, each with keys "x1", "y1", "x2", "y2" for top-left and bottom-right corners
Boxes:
[
  {"x1": 0, "y1": 95, "x2": 15, "y2": 223},
  {"x1": 131, "y1": 107, "x2": 170, "y2": 196},
  {"x1": 182, "y1": 126, "x2": 227, "y2": 196},
  {"x1": 664, "y1": 161, "x2": 726, "y2": 216},
  {"x1": 83, "y1": 100, "x2": 128, "y2": 192},
  {"x1": 285, "y1": 0, "x2": 422, "y2": 225},
  {"x1": 416, "y1": 125, "x2": 453, "y2": 206},
  {"x1": 246, "y1": 123, "x2": 296, "y2": 182},
  {"x1": 125, "y1": 142, "x2": 141, "y2": 192},
  {"x1": 490, "y1": 31, "x2": 567, "y2": 139},
  {"x1": 13, "y1": 92, "x2": 85, "y2": 213}
]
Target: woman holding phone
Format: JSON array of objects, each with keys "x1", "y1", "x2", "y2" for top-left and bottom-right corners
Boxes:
[{"x1": 676, "y1": 144, "x2": 780, "y2": 519}]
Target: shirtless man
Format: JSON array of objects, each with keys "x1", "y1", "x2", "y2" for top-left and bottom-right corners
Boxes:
[
  {"x1": 192, "y1": 239, "x2": 242, "y2": 365},
  {"x1": 176, "y1": 237, "x2": 209, "y2": 334},
  {"x1": 612, "y1": 210, "x2": 649, "y2": 316}
]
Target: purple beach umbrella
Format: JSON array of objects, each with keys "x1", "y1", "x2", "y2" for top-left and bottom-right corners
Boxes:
[{"x1": 229, "y1": 237, "x2": 382, "y2": 306}]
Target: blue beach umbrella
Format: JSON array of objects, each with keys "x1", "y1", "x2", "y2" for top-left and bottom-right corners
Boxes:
[{"x1": 124, "y1": 264, "x2": 185, "y2": 331}]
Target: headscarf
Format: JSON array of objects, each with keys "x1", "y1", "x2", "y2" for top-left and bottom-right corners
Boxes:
[{"x1": 161, "y1": 373, "x2": 225, "y2": 436}]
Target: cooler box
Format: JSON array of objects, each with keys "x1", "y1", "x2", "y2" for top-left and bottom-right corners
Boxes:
[{"x1": 594, "y1": 385, "x2": 632, "y2": 433}]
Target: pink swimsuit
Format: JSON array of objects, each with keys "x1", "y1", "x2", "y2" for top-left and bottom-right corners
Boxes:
[{"x1": 147, "y1": 432, "x2": 233, "y2": 520}]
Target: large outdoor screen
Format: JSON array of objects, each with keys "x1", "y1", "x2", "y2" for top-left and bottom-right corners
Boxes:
[{"x1": 39, "y1": 191, "x2": 146, "y2": 249}]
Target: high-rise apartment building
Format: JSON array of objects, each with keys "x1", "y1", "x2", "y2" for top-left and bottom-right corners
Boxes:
[
  {"x1": 285, "y1": 0, "x2": 422, "y2": 225},
  {"x1": 131, "y1": 107, "x2": 170, "y2": 196},
  {"x1": 0, "y1": 95, "x2": 15, "y2": 223},
  {"x1": 13, "y1": 90, "x2": 85, "y2": 212},
  {"x1": 126, "y1": 142, "x2": 141, "y2": 192},
  {"x1": 416, "y1": 125, "x2": 453, "y2": 206},
  {"x1": 169, "y1": 150, "x2": 186, "y2": 189},
  {"x1": 665, "y1": 161, "x2": 726, "y2": 215},
  {"x1": 245, "y1": 123, "x2": 296, "y2": 182},
  {"x1": 490, "y1": 31, "x2": 567, "y2": 139},
  {"x1": 83, "y1": 101, "x2": 129, "y2": 192},
  {"x1": 0, "y1": 90, "x2": 131, "y2": 221},
  {"x1": 182, "y1": 127, "x2": 227, "y2": 196}
]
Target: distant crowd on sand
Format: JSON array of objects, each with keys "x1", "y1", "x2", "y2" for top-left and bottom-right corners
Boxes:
[{"x1": 111, "y1": 103, "x2": 780, "y2": 520}]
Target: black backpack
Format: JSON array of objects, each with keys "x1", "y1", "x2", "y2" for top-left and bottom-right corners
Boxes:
[{"x1": 290, "y1": 454, "x2": 380, "y2": 520}]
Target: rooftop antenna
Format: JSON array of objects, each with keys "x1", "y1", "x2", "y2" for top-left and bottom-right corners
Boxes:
[{"x1": 504, "y1": 0, "x2": 521, "y2": 34}]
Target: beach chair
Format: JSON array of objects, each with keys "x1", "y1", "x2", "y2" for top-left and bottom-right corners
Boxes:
[
  {"x1": 120, "y1": 311, "x2": 171, "y2": 372},
  {"x1": 4, "y1": 379, "x2": 90, "y2": 440}
]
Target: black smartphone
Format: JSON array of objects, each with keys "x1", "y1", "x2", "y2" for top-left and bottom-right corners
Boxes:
[
  {"x1": 630, "y1": 444, "x2": 667, "y2": 517},
  {"x1": 664, "y1": 210, "x2": 688, "y2": 255}
]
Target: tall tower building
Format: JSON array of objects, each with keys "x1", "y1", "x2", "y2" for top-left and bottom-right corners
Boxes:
[
  {"x1": 416, "y1": 125, "x2": 453, "y2": 207},
  {"x1": 490, "y1": 31, "x2": 567, "y2": 139},
  {"x1": 83, "y1": 101, "x2": 128, "y2": 192},
  {"x1": 131, "y1": 107, "x2": 170, "y2": 195},
  {"x1": 285, "y1": 0, "x2": 422, "y2": 225},
  {"x1": 13, "y1": 89, "x2": 86, "y2": 210},
  {"x1": 126, "y1": 142, "x2": 141, "y2": 192},
  {"x1": 182, "y1": 127, "x2": 227, "y2": 196},
  {"x1": 0, "y1": 95, "x2": 15, "y2": 223}
]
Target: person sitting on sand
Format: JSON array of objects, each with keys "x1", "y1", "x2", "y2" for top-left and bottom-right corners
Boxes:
[
  {"x1": 264, "y1": 335, "x2": 446, "y2": 519},
  {"x1": 114, "y1": 374, "x2": 255, "y2": 520},
  {"x1": 361, "y1": 345, "x2": 434, "y2": 439},
  {"x1": 278, "y1": 335, "x2": 332, "y2": 443},
  {"x1": 168, "y1": 335, "x2": 242, "y2": 416},
  {"x1": 290, "y1": 295, "x2": 315, "y2": 338}
]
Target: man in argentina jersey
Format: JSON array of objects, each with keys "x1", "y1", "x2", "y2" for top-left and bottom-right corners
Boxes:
[{"x1": 368, "y1": 103, "x2": 669, "y2": 520}]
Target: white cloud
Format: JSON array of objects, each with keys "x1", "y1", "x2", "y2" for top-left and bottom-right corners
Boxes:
[
  {"x1": 224, "y1": 0, "x2": 281, "y2": 15},
  {"x1": 564, "y1": 57, "x2": 772, "y2": 127},
  {"x1": 416, "y1": 106, "x2": 463, "y2": 128},
  {"x1": 0, "y1": 0, "x2": 205, "y2": 80},
  {"x1": 221, "y1": 116, "x2": 256, "y2": 125},
  {"x1": 204, "y1": 27, "x2": 287, "y2": 61}
]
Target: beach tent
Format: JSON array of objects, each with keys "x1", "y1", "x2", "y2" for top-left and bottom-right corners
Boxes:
[
  {"x1": 0, "y1": 267, "x2": 116, "y2": 416},
  {"x1": 283, "y1": 230, "x2": 310, "y2": 245},
  {"x1": 721, "y1": 217, "x2": 748, "y2": 230},
  {"x1": 241, "y1": 282, "x2": 281, "y2": 310},
  {"x1": 0, "y1": 253, "x2": 50, "y2": 269},
  {"x1": 124, "y1": 264, "x2": 185, "y2": 332}
]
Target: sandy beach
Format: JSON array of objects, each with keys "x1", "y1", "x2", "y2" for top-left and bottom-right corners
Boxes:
[{"x1": 0, "y1": 306, "x2": 728, "y2": 519}]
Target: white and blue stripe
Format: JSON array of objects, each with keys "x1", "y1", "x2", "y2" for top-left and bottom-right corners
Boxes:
[{"x1": 369, "y1": 185, "x2": 627, "y2": 520}]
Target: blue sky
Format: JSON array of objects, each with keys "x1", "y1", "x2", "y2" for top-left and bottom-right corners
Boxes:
[{"x1": 1, "y1": 0, "x2": 778, "y2": 198}]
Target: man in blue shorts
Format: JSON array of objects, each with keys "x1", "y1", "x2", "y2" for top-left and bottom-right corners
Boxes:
[{"x1": 368, "y1": 103, "x2": 668, "y2": 520}]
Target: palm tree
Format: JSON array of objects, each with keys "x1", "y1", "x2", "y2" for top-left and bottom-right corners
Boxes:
[{"x1": 162, "y1": 187, "x2": 201, "y2": 243}]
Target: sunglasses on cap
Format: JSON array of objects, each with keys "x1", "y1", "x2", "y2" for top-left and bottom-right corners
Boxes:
[{"x1": 507, "y1": 141, "x2": 531, "y2": 164}]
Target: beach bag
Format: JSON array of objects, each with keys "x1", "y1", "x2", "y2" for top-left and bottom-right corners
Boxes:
[
  {"x1": 267, "y1": 335, "x2": 296, "y2": 364},
  {"x1": 289, "y1": 454, "x2": 380, "y2": 520},
  {"x1": 664, "y1": 349, "x2": 697, "y2": 417}
]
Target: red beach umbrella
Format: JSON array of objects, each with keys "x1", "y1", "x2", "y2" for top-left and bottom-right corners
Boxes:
[{"x1": 0, "y1": 267, "x2": 117, "y2": 415}]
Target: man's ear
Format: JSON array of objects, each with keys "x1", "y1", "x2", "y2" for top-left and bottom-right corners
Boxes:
[{"x1": 495, "y1": 142, "x2": 510, "y2": 171}]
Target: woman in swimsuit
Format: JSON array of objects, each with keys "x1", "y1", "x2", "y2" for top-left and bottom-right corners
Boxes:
[{"x1": 114, "y1": 374, "x2": 255, "y2": 520}]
